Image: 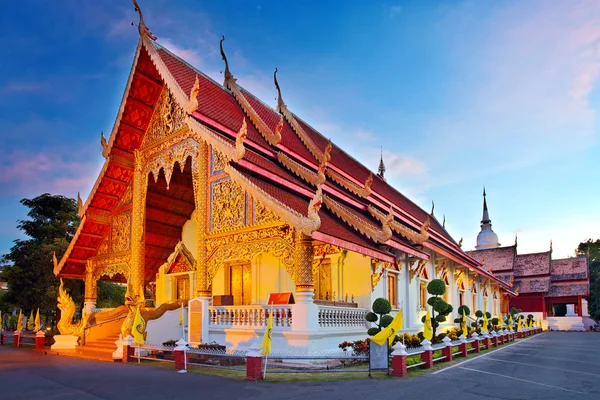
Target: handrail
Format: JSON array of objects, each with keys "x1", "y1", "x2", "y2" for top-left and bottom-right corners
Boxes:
[{"x1": 82, "y1": 315, "x2": 126, "y2": 346}]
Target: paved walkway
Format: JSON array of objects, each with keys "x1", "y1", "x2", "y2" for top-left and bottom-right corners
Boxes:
[{"x1": 1, "y1": 332, "x2": 599, "y2": 399}]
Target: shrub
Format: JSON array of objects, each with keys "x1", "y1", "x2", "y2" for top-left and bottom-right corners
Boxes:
[
  {"x1": 475, "y1": 310, "x2": 483, "y2": 318},
  {"x1": 365, "y1": 312, "x2": 378, "y2": 323},
  {"x1": 372, "y1": 298, "x2": 392, "y2": 314},
  {"x1": 423, "y1": 278, "x2": 452, "y2": 339},
  {"x1": 427, "y1": 279, "x2": 446, "y2": 296},
  {"x1": 457, "y1": 305, "x2": 471, "y2": 315},
  {"x1": 380, "y1": 315, "x2": 394, "y2": 328},
  {"x1": 338, "y1": 338, "x2": 370, "y2": 356},
  {"x1": 485, "y1": 312, "x2": 492, "y2": 319},
  {"x1": 367, "y1": 327, "x2": 380, "y2": 336},
  {"x1": 365, "y1": 298, "x2": 392, "y2": 336}
]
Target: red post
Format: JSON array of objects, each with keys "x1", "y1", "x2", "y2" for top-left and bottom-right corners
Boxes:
[
  {"x1": 472, "y1": 333, "x2": 481, "y2": 353},
  {"x1": 13, "y1": 332, "x2": 20, "y2": 348},
  {"x1": 420, "y1": 339, "x2": 433, "y2": 368},
  {"x1": 482, "y1": 335, "x2": 489, "y2": 350},
  {"x1": 491, "y1": 332, "x2": 498, "y2": 348},
  {"x1": 391, "y1": 342, "x2": 408, "y2": 377},
  {"x1": 459, "y1": 341, "x2": 468, "y2": 357},
  {"x1": 123, "y1": 336, "x2": 135, "y2": 363},
  {"x1": 35, "y1": 332, "x2": 45, "y2": 352},
  {"x1": 517, "y1": 331, "x2": 523, "y2": 339},
  {"x1": 246, "y1": 347, "x2": 263, "y2": 381},
  {"x1": 174, "y1": 349, "x2": 185, "y2": 370},
  {"x1": 441, "y1": 336, "x2": 453, "y2": 362},
  {"x1": 0, "y1": 331, "x2": 4, "y2": 345}
]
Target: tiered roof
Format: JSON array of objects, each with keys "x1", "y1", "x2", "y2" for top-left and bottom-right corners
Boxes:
[{"x1": 54, "y1": 5, "x2": 511, "y2": 291}]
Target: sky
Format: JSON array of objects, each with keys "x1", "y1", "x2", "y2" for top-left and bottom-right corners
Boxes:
[{"x1": 0, "y1": 0, "x2": 598, "y2": 259}]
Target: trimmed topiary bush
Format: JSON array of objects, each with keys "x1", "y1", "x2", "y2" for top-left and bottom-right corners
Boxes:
[
  {"x1": 423, "y1": 278, "x2": 452, "y2": 340},
  {"x1": 365, "y1": 297, "x2": 393, "y2": 337}
]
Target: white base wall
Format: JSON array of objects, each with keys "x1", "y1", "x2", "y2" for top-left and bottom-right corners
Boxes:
[
  {"x1": 546, "y1": 316, "x2": 586, "y2": 331},
  {"x1": 145, "y1": 309, "x2": 187, "y2": 345}
]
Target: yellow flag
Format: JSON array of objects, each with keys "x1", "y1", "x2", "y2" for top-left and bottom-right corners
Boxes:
[
  {"x1": 423, "y1": 309, "x2": 433, "y2": 341},
  {"x1": 35, "y1": 308, "x2": 40, "y2": 332},
  {"x1": 261, "y1": 303, "x2": 274, "y2": 356},
  {"x1": 539, "y1": 319, "x2": 542, "y2": 329},
  {"x1": 179, "y1": 302, "x2": 184, "y2": 326},
  {"x1": 371, "y1": 309, "x2": 403, "y2": 347},
  {"x1": 482, "y1": 313, "x2": 489, "y2": 333},
  {"x1": 132, "y1": 305, "x2": 145, "y2": 345},
  {"x1": 17, "y1": 310, "x2": 23, "y2": 331},
  {"x1": 462, "y1": 309, "x2": 469, "y2": 337},
  {"x1": 509, "y1": 314, "x2": 513, "y2": 330},
  {"x1": 517, "y1": 317, "x2": 522, "y2": 332},
  {"x1": 499, "y1": 313, "x2": 504, "y2": 329},
  {"x1": 27, "y1": 310, "x2": 35, "y2": 331},
  {"x1": 139, "y1": 286, "x2": 145, "y2": 306}
]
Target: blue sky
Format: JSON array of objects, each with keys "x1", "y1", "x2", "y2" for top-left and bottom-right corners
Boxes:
[{"x1": 0, "y1": 0, "x2": 598, "y2": 259}]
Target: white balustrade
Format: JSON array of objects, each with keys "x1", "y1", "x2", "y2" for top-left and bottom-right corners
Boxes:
[
  {"x1": 209, "y1": 305, "x2": 292, "y2": 328},
  {"x1": 317, "y1": 306, "x2": 368, "y2": 329}
]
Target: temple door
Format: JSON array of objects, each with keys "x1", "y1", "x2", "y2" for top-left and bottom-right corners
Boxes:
[
  {"x1": 229, "y1": 263, "x2": 251, "y2": 305},
  {"x1": 313, "y1": 259, "x2": 332, "y2": 300}
]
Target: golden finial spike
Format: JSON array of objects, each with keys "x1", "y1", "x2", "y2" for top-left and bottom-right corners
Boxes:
[
  {"x1": 220, "y1": 35, "x2": 234, "y2": 87},
  {"x1": 100, "y1": 131, "x2": 108, "y2": 158},
  {"x1": 430, "y1": 201, "x2": 435, "y2": 216},
  {"x1": 77, "y1": 192, "x2": 83, "y2": 217},
  {"x1": 274, "y1": 67, "x2": 286, "y2": 113},
  {"x1": 52, "y1": 252, "x2": 58, "y2": 269},
  {"x1": 458, "y1": 238, "x2": 463, "y2": 248},
  {"x1": 132, "y1": 0, "x2": 157, "y2": 40}
]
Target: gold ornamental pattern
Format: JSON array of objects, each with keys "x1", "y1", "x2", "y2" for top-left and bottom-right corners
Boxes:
[
  {"x1": 141, "y1": 87, "x2": 186, "y2": 148},
  {"x1": 294, "y1": 234, "x2": 314, "y2": 292},
  {"x1": 191, "y1": 142, "x2": 210, "y2": 297},
  {"x1": 206, "y1": 226, "x2": 295, "y2": 282},
  {"x1": 97, "y1": 235, "x2": 109, "y2": 255},
  {"x1": 211, "y1": 147, "x2": 227, "y2": 174},
  {"x1": 116, "y1": 182, "x2": 133, "y2": 208},
  {"x1": 210, "y1": 177, "x2": 247, "y2": 233},
  {"x1": 111, "y1": 212, "x2": 132, "y2": 253},
  {"x1": 91, "y1": 251, "x2": 131, "y2": 280},
  {"x1": 254, "y1": 199, "x2": 279, "y2": 225}
]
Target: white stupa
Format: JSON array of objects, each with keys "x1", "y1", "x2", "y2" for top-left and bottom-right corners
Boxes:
[{"x1": 475, "y1": 188, "x2": 501, "y2": 250}]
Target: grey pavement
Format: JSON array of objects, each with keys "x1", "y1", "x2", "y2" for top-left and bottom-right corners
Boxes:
[{"x1": 1, "y1": 332, "x2": 599, "y2": 400}]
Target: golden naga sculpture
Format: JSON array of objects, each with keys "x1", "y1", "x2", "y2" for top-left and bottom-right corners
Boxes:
[
  {"x1": 277, "y1": 152, "x2": 326, "y2": 187},
  {"x1": 327, "y1": 169, "x2": 373, "y2": 198},
  {"x1": 77, "y1": 192, "x2": 84, "y2": 218},
  {"x1": 187, "y1": 74, "x2": 200, "y2": 114},
  {"x1": 100, "y1": 131, "x2": 109, "y2": 159},
  {"x1": 120, "y1": 287, "x2": 145, "y2": 338},
  {"x1": 367, "y1": 205, "x2": 430, "y2": 244},
  {"x1": 57, "y1": 279, "x2": 90, "y2": 336}
]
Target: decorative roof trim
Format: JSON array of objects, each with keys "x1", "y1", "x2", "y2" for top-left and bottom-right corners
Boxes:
[
  {"x1": 164, "y1": 241, "x2": 196, "y2": 273},
  {"x1": 132, "y1": 0, "x2": 157, "y2": 40},
  {"x1": 322, "y1": 195, "x2": 392, "y2": 244},
  {"x1": 54, "y1": 216, "x2": 87, "y2": 276},
  {"x1": 368, "y1": 205, "x2": 429, "y2": 244},
  {"x1": 184, "y1": 115, "x2": 238, "y2": 162},
  {"x1": 328, "y1": 169, "x2": 373, "y2": 198},
  {"x1": 224, "y1": 165, "x2": 322, "y2": 236},
  {"x1": 187, "y1": 74, "x2": 200, "y2": 114},
  {"x1": 219, "y1": 37, "x2": 280, "y2": 146},
  {"x1": 277, "y1": 152, "x2": 325, "y2": 187}
]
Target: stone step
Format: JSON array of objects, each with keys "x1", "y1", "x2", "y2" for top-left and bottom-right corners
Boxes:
[{"x1": 82, "y1": 343, "x2": 117, "y2": 351}]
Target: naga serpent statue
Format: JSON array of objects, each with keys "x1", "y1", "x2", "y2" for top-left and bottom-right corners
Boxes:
[{"x1": 57, "y1": 278, "x2": 90, "y2": 336}]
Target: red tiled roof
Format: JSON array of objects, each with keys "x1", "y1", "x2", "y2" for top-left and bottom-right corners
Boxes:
[
  {"x1": 470, "y1": 246, "x2": 516, "y2": 272},
  {"x1": 514, "y1": 252, "x2": 551, "y2": 277},
  {"x1": 547, "y1": 281, "x2": 589, "y2": 297},
  {"x1": 551, "y1": 257, "x2": 588, "y2": 281},
  {"x1": 515, "y1": 277, "x2": 550, "y2": 293}
]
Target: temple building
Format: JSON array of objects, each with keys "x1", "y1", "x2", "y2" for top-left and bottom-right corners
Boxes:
[
  {"x1": 470, "y1": 190, "x2": 589, "y2": 331},
  {"x1": 52, "y1": 2, "x2": 515, "y2": 357}
]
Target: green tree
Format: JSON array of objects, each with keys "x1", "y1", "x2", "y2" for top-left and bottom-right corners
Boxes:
[
  {"x1": 421, "y1": 279, "x2": 453, "y2": 339},
  {"x1": 96, "y1": 281, "x2": 126, "y2": 308},
  {"x1": 1, "y1": 194, "x2": 81, "y2": 320},
  {"x1": 365, "y1": 297, "x2": 393, "y2": 336},
  {"x1": 576, "y1": 239, "x2": 600, "y2": 320}
]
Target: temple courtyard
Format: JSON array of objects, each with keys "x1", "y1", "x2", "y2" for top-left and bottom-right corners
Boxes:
[{"x1": 1, "y1": 332, "x2": 598, "y2": 399}]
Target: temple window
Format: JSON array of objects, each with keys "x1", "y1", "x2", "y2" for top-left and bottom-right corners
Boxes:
[
  {"x1": 313, "y1": 259, "x2": 332, "y2": 300},
  {"x1": 459, "y1": 291, "x2": 465, "y2": 306},
  {"x1": 173, "y1": 275, "x2": 189, "y2": 301},
  {"x1": 418, "y1": 267, "x2": 430, "y2": 310},
  {"x1": 387, "y1": 272, "x2": 398, "y2": 308},
  {"x1": 226, "y1": 262, "x2": 252, "y2": 306},
  {"x1": 442, "y1": 274, "x2": 450, "y2": 303}
]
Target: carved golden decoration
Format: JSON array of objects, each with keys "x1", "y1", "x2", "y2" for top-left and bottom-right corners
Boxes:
[
  {"x1": 224, "y1": 165, "x2": 322, "y2": 236},
  {"x1": 371, "y1": 261, "x2": 384, "y2": 292},
  {"x1": 57, "y1": 278, "x2": 90, "y2": 336},
  {"x1": 275, "y1": 115, "x2": 284, "y2": 137},
  {"x1": 435, "y1": 258, "x2": 448, "y2": 277},
  {"x1": 97, "y1": 235, "x2": 109, "y2": 255},
  {"x1": 274, "y1": 68, "x2": 328, "y2": 163},
  {"x1": 368, "y1": 205, "x2": 430, "y2": 244},
  {"x1": 87, "y1": 211, "x2": 110, "y2": 225},
  {"x1": 116, "y1": 182, "x2": 133, "y2": 208},
  {"x1": 146, "y1": 137, "x2": 199, "y2": 190},
  {"x1": 254, "y1": 199, "x2": 280, "y2": 225},
  {"x1": 313, "y1": 244, "x2": 340, "y2": 259},
  {"x1": 111, "y1": 212, "x2": 132, "y2": 253},
  {"x1": 220, "y1": 37, "x2": 280, "y2": 146},
  {"x1": 409, "y1": 259, "x2": 427, "y2": 283},
  {"x1": 210, "y1": 177, "x2": 247, "y2": 233},
  {"x1": 294, "y1": 233, "x2": 314, "y2": 292},
  {"x1": 454, "y1": 269, "x2": 465, "y2": 287},
  {"x1": 90, "y1": 251, "x2": 131, "y2": 280},
  {"x1": 235, "y1": 117, "x2": 247, "y2": 161},
  {"x1": 323, "y1": 195, "x2": 392, "y2": 243},
  {"x1": 185, "y1": 115, "x2": 240, "y2": 162},
  {"x1": 187, "y1": 74, "x2": 200, "y2": 114},
  {"x1": 212, "y1": 146, "x2": 227, "y2": 173},
  {"x1": 277, "y1": 152, "x2": 325, "y2": 187},
  {"x1": 191, "y1": 141, "x2": 210, "y2": 297},
  {"x1": 128, "y1": 149, "x2": 147, "y2": 302},
  {"x1": 327, "y1": 169, "x2": 373, "y2": 198},
  {"x1": 206, "y1": 226, "x2": 295, "y2": 282},
  {"x1": 141, "y1": 87, "x2": 186, "y2": 149},
  {"x1": 84, "y1": 261, "x2": 97, "y2": 302}
]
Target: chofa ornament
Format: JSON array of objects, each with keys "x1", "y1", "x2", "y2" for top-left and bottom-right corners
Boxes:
[{"x1": 57, "y1": 278, "x2": 90, "y2": 336}]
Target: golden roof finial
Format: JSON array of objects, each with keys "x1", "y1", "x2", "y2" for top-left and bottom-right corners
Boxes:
[
  {"x1": 458, "y1": 237, "x2": 463, "y2": 248},
  {"x1": 274, "y1": 67, "x2": 286, "y2": 113},
  {"x1": 77, "y1": 192, "x2": 83, "y2": 217},
  {"x1": 220, "y1": 35, "x2": 235, "y2": 88},
  {"x1": 100, "y1": 131, "x2": 108, "y2": 159},
  {"x1": 52, "y1": 252, "x2": 58, "y2": 269},
  {"x1": 430, "y1": 200, "x2": 435, "y2": 216},
  {"x1": 132, "y1": 0, "x2": 157, "y2": 40}
]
